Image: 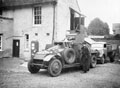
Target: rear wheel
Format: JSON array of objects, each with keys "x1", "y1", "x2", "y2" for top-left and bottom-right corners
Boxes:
[
  {"x1": 90, "y1": 55, "x2": 97, "y2": 68},
  {"x1": 48, "y1": 59, "x2": 62, "y2": 77},
  {"x1": 105, "y1": 56, "x2": 110, "y2": 63},
  {"x1": 27, "y1": 59, "x2": 40, "y2": 73}
]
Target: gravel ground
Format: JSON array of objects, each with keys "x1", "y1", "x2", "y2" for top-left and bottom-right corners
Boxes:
[{"x1": 0, "y1": 58, "x2": 120, "y2": 88}]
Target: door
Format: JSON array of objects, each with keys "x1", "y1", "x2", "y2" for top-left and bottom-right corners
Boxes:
[{"x1": 13, "y1": 40, "x2": 20, "y2": 57}]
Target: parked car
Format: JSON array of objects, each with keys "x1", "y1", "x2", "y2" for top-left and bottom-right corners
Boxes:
[{"x1": 90, "y1": 42, "x2": 116, "y2": 63}]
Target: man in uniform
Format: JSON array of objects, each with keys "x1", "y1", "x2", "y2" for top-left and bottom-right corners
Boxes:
[{"x1": 81, "y1": 45, "x2": 91, "y2": 73}]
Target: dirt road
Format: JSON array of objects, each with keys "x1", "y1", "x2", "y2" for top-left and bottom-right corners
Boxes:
[{"x1": 0, "y1": 58, "x2": 120, "y2": 88}]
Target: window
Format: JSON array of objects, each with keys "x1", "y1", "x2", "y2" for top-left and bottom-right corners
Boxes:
[
  {"x1": 34, "y1": 6, "x2": 42, "y2": 25},
  {"x1": 0, "y1": 9, "x2": 2, "y2": 16},
  {"x1": 0, "y1": 0, "x2": 2, "y2": 15},
  {"x1": 25, "y1": 34, "x2": 29, "y2": 50},
  {"x1": 70, "y1": 9, "x2": 80, "y2": 31},
  {"x1": 80, "y1": 17, "x2": 85, "y2": 25},
  {"x1": 70, "y1": 9, "x2": 75, "y2": 30},
  {"x1": 0, "y1": 35, "x2": 3, "y2": 51}
]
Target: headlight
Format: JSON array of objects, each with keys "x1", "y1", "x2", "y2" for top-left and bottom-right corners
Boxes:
[{"x1": 49, "y1": 50, "x2": 54, "y2": 54}]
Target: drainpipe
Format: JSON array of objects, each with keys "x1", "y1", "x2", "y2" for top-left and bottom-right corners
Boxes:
[{"x1": 52, "y1": 1, "x2": 56, "y2": 44}]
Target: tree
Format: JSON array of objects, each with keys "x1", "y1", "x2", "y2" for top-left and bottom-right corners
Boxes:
[{"x1": 87, "y1": 18, "x2": 110, "y2": 35}]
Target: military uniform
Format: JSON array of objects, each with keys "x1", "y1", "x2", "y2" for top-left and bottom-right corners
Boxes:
[{"x1": 81, "y1": 46, "x2": 91, "y2": 73}]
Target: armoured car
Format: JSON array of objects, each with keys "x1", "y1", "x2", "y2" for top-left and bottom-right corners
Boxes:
[{"x1": 28, "y1": 34, "x2": 97, "y2": 77}]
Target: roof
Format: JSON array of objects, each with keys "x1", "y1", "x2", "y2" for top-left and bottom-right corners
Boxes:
[
  {"x1": 0, "y1": 15, "x2": 13, "y2": 20},
  {"x1": 92, "y1": 38, "x2": 120, "y2": 45},
  {"x1": 88, "y1": 35, "x2": 104, "y2": 38},
  {"x1": 1, "y1": 0, "x2": 57, "y2": 8}
]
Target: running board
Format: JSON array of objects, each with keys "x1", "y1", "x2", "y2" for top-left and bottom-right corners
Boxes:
[{"x1": 63, "y1": 63, "x2": 80, "y2": 68}]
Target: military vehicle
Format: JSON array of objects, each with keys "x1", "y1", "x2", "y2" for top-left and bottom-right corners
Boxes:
[
  {"x1": 91, "y1": 42, "x2": 116, "y2": 64},
  {"x1": 28, "y1": 33, "x2": 97, "y2": 77}
]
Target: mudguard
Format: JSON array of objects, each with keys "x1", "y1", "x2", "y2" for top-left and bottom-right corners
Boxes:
[
  {"x1": 44, "y1": 53, "x2": 62, "y2": 62},
  {"x1": 44, "y1": 55, "x2": 55, "y2": 62}
]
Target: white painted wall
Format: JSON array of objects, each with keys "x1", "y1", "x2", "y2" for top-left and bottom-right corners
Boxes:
[
  {"x1": 1, "y1": 0, "x2": 81, "y2": 59},
  {"x1": 0, "y1": 18, "x2": 13, "y2": 58},
  {"x1": 56, "y1": 0, "x2": 81, "y2": 41},
  {"x1": 12, "y1": 4, "x2": 54, "y2": 59},
  {"x1": 3, "y1": 10, "x2": 14, "y2": 18}
]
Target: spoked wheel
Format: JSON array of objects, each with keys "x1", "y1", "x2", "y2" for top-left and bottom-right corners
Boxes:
[
  {"x1": 90, "y1": 55, "x2": 97, "y2": 68},
  {"x1": 27, "y1": 59, "x2": 41, "y2": 73},
  {"x1": 48, "y1": 59, "x2": 62, "y2": 77}
]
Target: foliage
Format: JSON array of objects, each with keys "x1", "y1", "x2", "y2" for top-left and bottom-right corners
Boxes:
[
  {"x1": 114, "y1": 34, "x2": 120, "y2": 39},
  {"x1": 87, "y1": 18, "x2": 110, "y2": 35}
]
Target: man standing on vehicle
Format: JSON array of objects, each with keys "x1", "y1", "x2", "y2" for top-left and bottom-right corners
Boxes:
[{"x1": 73, "y1": 29, "x2": 91, "y2": 72}]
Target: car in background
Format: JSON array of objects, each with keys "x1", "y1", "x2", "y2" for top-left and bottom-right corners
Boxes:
[{"x1": 91, "y1": 42, "x2": 116, "y2": 64}]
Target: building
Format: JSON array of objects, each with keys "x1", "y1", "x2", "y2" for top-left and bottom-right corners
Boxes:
[
  {"x1": 113, "y1": 23, "x2": 120, "y2": 35},
  {"x1": 0, "y1": 0, "x2": 84, "y2": 60},
  {"x1": 0, "y1": 16, "x2": 13, "y2": 58}
]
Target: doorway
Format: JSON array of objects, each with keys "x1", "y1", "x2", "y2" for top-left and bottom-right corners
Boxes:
[{"x1": 13, "y1": 40, "x2": 20, "y2": 57}]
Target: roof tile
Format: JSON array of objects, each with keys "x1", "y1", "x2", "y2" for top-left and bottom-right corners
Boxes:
[{"x1": 1, "y1": 0, "x2": 57, "y2": 7}]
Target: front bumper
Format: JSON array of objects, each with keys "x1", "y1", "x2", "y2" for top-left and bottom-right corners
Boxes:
[
  {"x1": 32, "y1": 54, "x2": 56, "y2": 68},
  {"x1": 32, "y1": 59, "x2": 49, "y2": 68}
]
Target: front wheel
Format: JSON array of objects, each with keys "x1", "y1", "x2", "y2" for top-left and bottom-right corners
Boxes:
[
  {"x1": 48, "y1": 59, "x2": 62, "y2": 77},
  {"x1": 90, "y1": 55, "x2": 97, "y2": 68},
  {"x1": 27, "y1": 59, "x2": 41, "y2": 73}
]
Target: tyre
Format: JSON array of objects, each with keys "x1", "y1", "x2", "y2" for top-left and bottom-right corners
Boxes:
[
  {"x1": 90, "y1": 55, "x2": 97, "y2": 68},
  {"x1": 63, "y1": 48, "x2": 76, "y2": 64},
  {"x1": 27, "y1": 59, "x2": 40, "y2": 73},
  {"x1": 100, "y1": 56, "x2": 105, "y2": 64},
  {"x1": 48, "y1": 59, "x2": 62, "y2": 77}
]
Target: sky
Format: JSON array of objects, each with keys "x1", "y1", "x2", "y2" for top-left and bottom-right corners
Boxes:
[{"x1": 78, "y1": 0, "x2": 120, "y2": 34}]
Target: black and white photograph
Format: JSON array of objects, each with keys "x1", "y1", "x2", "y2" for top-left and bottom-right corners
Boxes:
[{"x1": 0, "y1": 0, "x2": 120, "y2": 88}]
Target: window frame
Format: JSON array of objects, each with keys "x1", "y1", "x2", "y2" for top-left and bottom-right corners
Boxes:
[
  {"x1": 0, "y1": 35, "x2": 3, "y2": 51},
  {"x1": 24, "y1": 34, "x2": 29, "y2": 50},
  {"x1": 0, "y1": 0, "x2": 2, "y2": 16},
  {"x1": 0, "y1": 9, "x2": 2, "y2": 16},
  {"x1": 33, "y1": 6, "x2": 42, "y2": 26}
]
